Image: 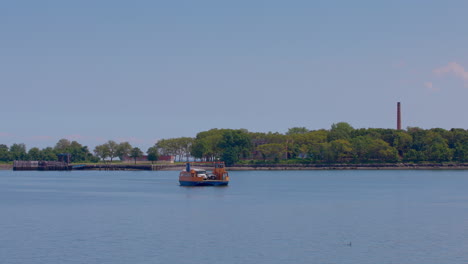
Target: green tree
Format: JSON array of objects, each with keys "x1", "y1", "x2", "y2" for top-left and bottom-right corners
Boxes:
[
  {"x1": 351, "y1": 136, "x2": 372, "y2": 162},
  {"x1": 328, "y1": 122, "x2": 354, "y2": 141},
  {"x1": 156, "y1": 138, "x2": 179, "y2": 158},
  {"x1": 447, "y1": 128, "x2": 468, "y2": 148},
  {"x1": 54, "y1": 138, "x2": 71, "y2": 153},
  {"x1": 28, "y1": 147, "x2": 41, "y2": 161},
  {"x1": 51, "y1": 139, "x2": 95, "y2": 162},
  {"x1": 129, "y1": 147, "x2": 143, "y2": 164},
  {"x1": 403, "y1": 149, "x2": 425, "y2": 162},
  {"x1": 421, "y1": 131, "x2": 453, "y2": 162},
  {"x1": 178, "y1": 137, "x2": 194, "y2": 161},
  {"x1": 116, "y1": 142, "x2": 132, "y2": 161},
  {"x1": 218, "y1": 129, "x2": 252, "y2": 166},
  {"x1": 41, "y1": 147, "x2": 58, "y2": 161},
  {"x1": 319, "y1": 142, "x2": 334, "y2": 163},
  {"x1": 0, "y1": 144, "x2": 10, "y2": 161},
  {"x1": 158, "y1": 137, "x2": 194, "y2": 161},
  {"x1": 393, "y1": 131, "x2": 413, "y2": 157},
  {"x1": 10, "y1": 143, "x2": 27, "y2": 160},
  {"x1": 94, "y1": 144, "x2": 110, "y2": 161},
  {"x1": 105, "y1": 140, "x2": 119, "y2": 162},
  {"x1": 286, "y1": 127, "x2": 309, "y2": 135},
  {"x1": 256, "y1": 143, "x2": 285, "y2": 161},
  {"x1": 68, "y1": 141, "x2": 93, "y2": 162},
  {"x1": 407, "y1": 127, "x2": 427, "y2": 151},
  {"x1": 366, "y1": 138, "x2": 398, "y2": 162},
  {"x1": 191, "y1": 139, "x2": 209, "y2": 161},
  {"x1": 350, "y1": 136, "x2": 398, "y2": 162},
  {"x1": 329, "y1": 139, "x2": 353, "y2": 163},
  {"x1": 191, "y1": 129, "x2": 225, "y2": 161},
  {"x1": 147, "y1": 146, "x2": 159, "y2": 164},
  {"x1": 448, "y1": 129, "x2": 468, "y2": 162},
  {"x1": 454, "y1": 142, "x2": 468, "y2": 162},
  {"x1": 221, "y1": 148, "x2": 238, "y2": 167},
  {"x1": 289, "y1": 130, "x2": 328, "y2": 160}
]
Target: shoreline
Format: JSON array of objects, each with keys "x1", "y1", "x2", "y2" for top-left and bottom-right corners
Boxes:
[
  {"x1": 0, "y1": 164, "x2": 12, "y2": 170},
  {"x1": 228, "y1": 163, "x2": 468, "y2": 170},
  {"x1": 3, "y1": 163, "x2": 468, "y2": 171}
]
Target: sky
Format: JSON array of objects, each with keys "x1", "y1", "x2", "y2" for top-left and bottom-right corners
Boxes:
[{"x1": 1, "y1": 0, "x2": 468, "y2": 151}]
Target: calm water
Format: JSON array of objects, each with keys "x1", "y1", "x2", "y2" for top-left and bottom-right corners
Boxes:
[{"x1": 0, "y1": 169, "x2": 467, "y2": 264}]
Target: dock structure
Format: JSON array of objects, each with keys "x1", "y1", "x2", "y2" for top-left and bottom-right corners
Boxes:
[{"x1": 13, "y1": 161, "x2": 71, "y2": 171}]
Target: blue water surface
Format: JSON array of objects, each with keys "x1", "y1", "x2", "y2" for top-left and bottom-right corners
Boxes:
[{"x1": 0, "y1": 169, "x2": 467, "y2": 264}]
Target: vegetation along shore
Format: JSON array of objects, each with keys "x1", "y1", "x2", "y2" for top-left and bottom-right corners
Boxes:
[{"x1": 1, "y1": 123, "x2": 468, "y2": 169}]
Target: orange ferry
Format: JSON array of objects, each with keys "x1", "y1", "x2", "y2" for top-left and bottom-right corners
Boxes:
[{"x1": 179, "y1": 162, "x2": 229, "y2": 186}]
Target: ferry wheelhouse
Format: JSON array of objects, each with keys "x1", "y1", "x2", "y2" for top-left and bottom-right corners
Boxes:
[{"x1": 179, "y1": 162, "x2": 229, "y2": 186}]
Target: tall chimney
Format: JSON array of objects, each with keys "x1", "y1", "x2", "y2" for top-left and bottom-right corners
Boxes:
[{"x1": 397, "y1": 102, "x2": 401, "y2": 130}]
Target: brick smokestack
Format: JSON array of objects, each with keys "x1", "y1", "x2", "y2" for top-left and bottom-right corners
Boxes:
[{"x1": 397, "y1": 102, "x2": 402, "y2": 130}]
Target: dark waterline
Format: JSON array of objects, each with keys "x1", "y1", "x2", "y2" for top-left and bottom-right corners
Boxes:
[{"x1": 1, "y1": 170, "x2": 467, "y2": 264}]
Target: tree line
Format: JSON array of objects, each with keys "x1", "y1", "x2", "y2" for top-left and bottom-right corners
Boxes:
[
  {"x1": 93, "y1": 140, "x2": 159, "y2": 164},
  {"x1": 0, "y1": 139, "x2": 158, "y2": 164},
  {"x1": 153, "y1": 123, "x2": 468, "y2": 165},
  {"x1": 1, "y1": 123, "x2": 467, "y2": 165},
  {"x1": 0, "y1": 139, "x2": 98, "y2": 163}
]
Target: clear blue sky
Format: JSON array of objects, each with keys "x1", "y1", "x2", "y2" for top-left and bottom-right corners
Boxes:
[{"x1": 1, "y1": 0, "x2": 468, "y2": 151}]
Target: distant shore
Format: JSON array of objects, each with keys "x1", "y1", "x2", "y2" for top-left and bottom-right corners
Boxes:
[
  {"x1": 228, "y1": 163, "x2": 468, "y2": 170},
  {"x1": 3, "y1": 163, "x2": 468, "y2": 171}
]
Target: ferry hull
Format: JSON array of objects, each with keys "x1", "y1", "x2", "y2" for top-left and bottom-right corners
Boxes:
[{"x1": 179, "y1": 180, "x2": 229, "y2": 186}]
